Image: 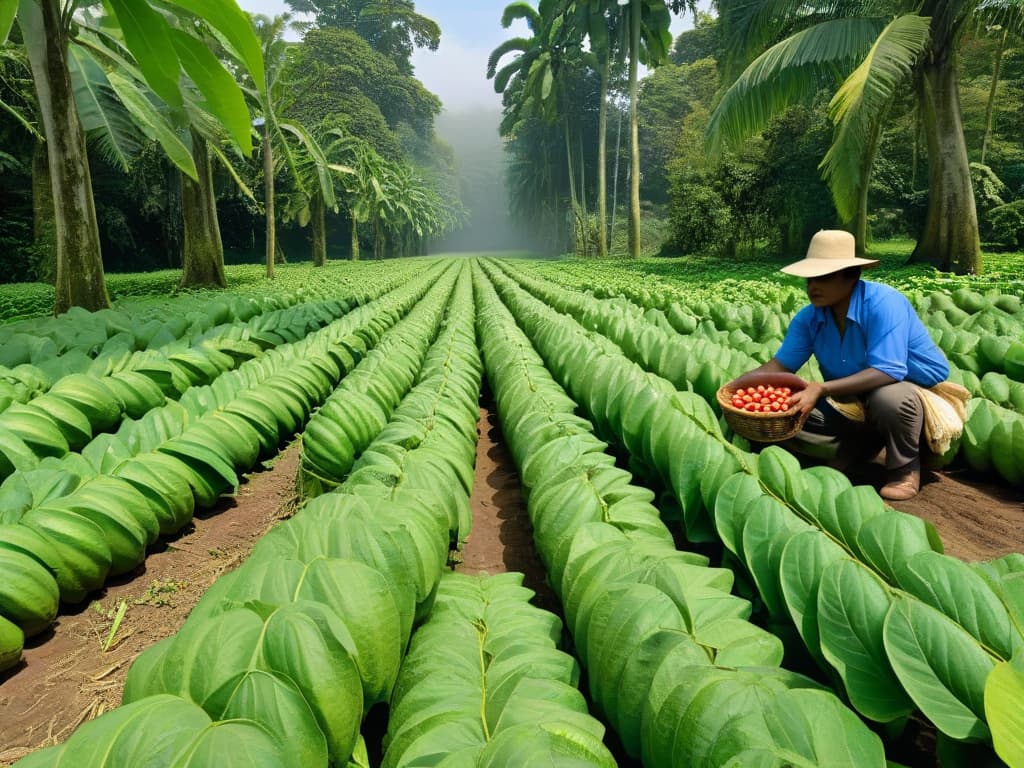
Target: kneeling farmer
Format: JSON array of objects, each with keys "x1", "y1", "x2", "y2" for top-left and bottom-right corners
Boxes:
[{"x1": 743, "y1": 230, "x2": 949, "y2": 501}]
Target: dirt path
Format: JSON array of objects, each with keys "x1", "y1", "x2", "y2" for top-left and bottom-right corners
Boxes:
[
  {"x1": 456, "y1": 406, "x2": 559, "y2": 614},
  {"x1": 847, "y1": 462, "x2": 1024, "y2": 562},
  {"x1": 0, "y1": 442, "x2": 303, "y2": 766}
]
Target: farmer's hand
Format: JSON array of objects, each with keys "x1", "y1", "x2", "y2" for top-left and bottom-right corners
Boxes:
[{"x1": 789, "y1": 381, "x2": 827, "y2": 416}]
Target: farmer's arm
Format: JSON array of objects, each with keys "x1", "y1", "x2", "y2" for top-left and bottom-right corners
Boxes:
[{"x1": 789, "y1": 368, "x2": 897, "y2": 415}]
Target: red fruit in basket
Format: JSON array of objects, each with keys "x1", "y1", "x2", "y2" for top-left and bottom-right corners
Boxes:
[
  {"x1": 751, "y1": 392, "x2": 762, "y2": 402},
  {"x1": 736, "y1": 388, "x2": 746, "y2": 396},
  {"x1": 744, "y1": 403, "x2": 757, "y2": 412}
]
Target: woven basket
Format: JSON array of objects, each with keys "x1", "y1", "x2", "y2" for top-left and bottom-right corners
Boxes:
[{"x1": 717, "y1": 372, "x2": 809, "y2": 443}]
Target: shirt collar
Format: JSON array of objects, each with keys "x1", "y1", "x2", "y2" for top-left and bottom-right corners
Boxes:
[{"x1": 808, "y1": 279, "x2": 866, "y2": 328}]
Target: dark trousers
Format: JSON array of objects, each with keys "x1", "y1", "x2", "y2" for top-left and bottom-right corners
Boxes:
[{"x1": 787, "y1": 381, "x2": 924, "y2": 471}]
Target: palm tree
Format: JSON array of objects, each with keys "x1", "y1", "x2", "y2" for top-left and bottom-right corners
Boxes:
[
  {"x1": 709, "y1": 0, "x2": 1023, "y2": 273},
  {"x1": 618, "y1": 0, "x2": 694, "y2": 258},
  {"x1": 9, "y1": 0, "x2": 264, "y2": 313}
]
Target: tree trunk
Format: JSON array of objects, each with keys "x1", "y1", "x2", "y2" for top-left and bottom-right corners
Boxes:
[
  {"x1": 180, "y1": 131, "x2": 226, "y2": 289},
  {"x1": 597, "y1": 55, "x2": 609, "y2": 259},
  {"x1": 611, "y1": 107, "x2": 622, "y2": 250},
  {"x1": 350, "y1": 208, "x2": 360, "y2": 261},
  {"x1": 564, "y1": 117, "x2": 578, "y2": 254},
  {"x1": 909, "y1": 54, "x2": 981, "y2": 274},
  {"x1": 628, "y1": 0, "x2": 642, "y2": 259},
  {"x1": 980, "y1": 28, "x2": 1006, "y2": 166},
  {"x1": 311, "y1": 193, "x2": 327, "y2": 266},
  {"x1": 851, "y1": 116, "x2": 885, "y2": 258},
  {"x1": 263, "y1": 121, "x2": 275, "y2": 279},
  {"x1": 22, "y1": 0, "x2": 109, "y2": 313},
  {"x1": 32, "y1": 141, "x2": 57, "y2": 283}
]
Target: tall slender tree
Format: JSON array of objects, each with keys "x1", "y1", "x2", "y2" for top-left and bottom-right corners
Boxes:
[{"x1": 7, "y1": 0, "x2": 264, "y2": 313}]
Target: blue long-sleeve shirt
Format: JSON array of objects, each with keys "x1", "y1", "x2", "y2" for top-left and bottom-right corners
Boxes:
[{"x1": 775, "y1": 280, "x2": 949, "y2": 386}]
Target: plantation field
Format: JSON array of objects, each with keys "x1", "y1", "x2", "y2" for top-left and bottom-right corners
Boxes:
[{"x1": 1, "y1": 255, "x2": 1022, "y2": 768}]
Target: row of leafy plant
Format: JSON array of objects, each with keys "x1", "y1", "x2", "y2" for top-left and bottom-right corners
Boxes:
[
  {"x1": 499, "y1": 260, "x2": 1024, "y2": 486},
  {"x1": 0, "y1": 261, "x2": 446, "y2": 673},
  {"x1": 11, "y1": 261, "x2": 482, "y2": 766},
  {"x1": 0, "y1": 259, "x2": 422, "y2": 417},
  {"x1": 473, "y1": 263, "x2": 889, "y2": 765},
  {"x1": 482, "y1": 259, "x2": 1024, "y2": 765}
]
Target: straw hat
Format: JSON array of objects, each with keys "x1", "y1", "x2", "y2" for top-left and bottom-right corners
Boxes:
[{"x1": 780, "y1": 230, "x2": 879, "y2": 278}]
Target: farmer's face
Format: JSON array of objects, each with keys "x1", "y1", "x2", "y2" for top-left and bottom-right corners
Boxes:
[{"x1": 806, "y1": 271, "x2": 858, "y2": 308}]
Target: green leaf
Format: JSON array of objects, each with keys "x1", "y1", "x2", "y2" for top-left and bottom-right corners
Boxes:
[
  {"x1": 712, "y1": 688, "x2": 887, "y2": 767},
  {"x1": 104, "y1": 0, "x2": 183, "y2": 109},
  {"x1": 106, "y1": 71, "x2": 197, "y2": 181},
  {"x1": 883, "y1": 596, "x2": 995, "y2": 742},
  {"x1": 163, "y1": 0, "x2": 265, "y2": 103},
  {"x1": 817, "y1": 558, "x2": 914, "y2": 722},
  {"x1": 66, "y1": 45, "x2": 141, "y2": 173},
  {"x1": 897, "y1": 550, "x2": 1020, "y2": 661},
  {"x1": 208, "y1": 669, "x2": 328, "y2": 766},
  {"x1": 1, "y1": 0, "x2": 16, "y2": 46},
  {"x1": 854, "y1": 510, "x2": 942, "y2": 585},
  {"x1": 780, "y1": 529, "x2": 852, "y2": 667},
  {"x1": 985, "y1": 655, "x2": 1024, "y2": 767},
  {"x1": 821, "y1": 14, "x2": 931, "y2": 221},
  {"x1": 169, "y1": 28, "x2": 252, "y2": 155}
]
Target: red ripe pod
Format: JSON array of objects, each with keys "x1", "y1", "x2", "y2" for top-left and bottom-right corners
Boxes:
[
  {"x1": 744, "y1": 403, "x2": 757, "y2": 412},
  {"x1": 736, "y1": 388, "x2": 746, "y2": 396}
]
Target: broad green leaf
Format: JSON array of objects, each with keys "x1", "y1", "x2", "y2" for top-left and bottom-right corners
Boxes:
[
  {"x1": 15, "y1": 694, "x2": 211, "y2": 767},
  {"x1": 711, "y1": 688, "x2": 887, "y2": 767},
  {"x1": 985, "y1": 655, "x2": 1024, "y2": 767},
  {"x1": 897, "y1": 550, "x2": 1020, "y2": 661},
  {"x1": 1, "y1": 0, "x2": 15, "y2": 45},
  {"x1": 883, "y1": 596, "x2": 995, "y2": 742},
  {"x1": 67, "y1": 45, "x2": 140, "y2": 173},
  {"x1": 104, "y1": 0, "x2": 183, "y2": 109},
  {"x1": 169, "y1": 28, "x2": 252, "y2": 155},
  {"x1": 169, "y1": 719, "x2": 298, "y2": 767},
  {"x1": 714, "y1": 472, "x2": 764, "y2": 560},
  {"x1": 817, "y1": 559, "x2": 914, "y2": 722},
  {"x1": 208, "y1": 669, "x2": 327, "y2": 766},
  {"x1": 164, "y1": 0, "x2": 265, "y2": 102},
  {"x1": 854, "y1": 509, "x2": 942, "y2": 585},
  {"x1": 780, "y1": 529, "x2": 846, "y2": 667},
  {"x1": 107, "y1": 71, "x2": 197, "y2": 181},
  {"x1": 742, "y1": 494, "x2": 809, "y2": 618}
]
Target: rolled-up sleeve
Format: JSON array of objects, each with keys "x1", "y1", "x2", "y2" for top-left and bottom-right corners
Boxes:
[
  {"x1": 775, "y1": 306, "x2": 815, "y2": 373},
  {"x1": 865, "y1": 294, "x2": 910, "y2": 381}
]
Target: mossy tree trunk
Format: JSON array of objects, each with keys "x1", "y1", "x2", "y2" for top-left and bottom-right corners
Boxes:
[
  {"x1": 22, "y1": 0, "x2": 109, "y2": 314},
  {"x1": 311, "y1": 193, "x2": 327, "y2": 266},
  {"x1": 263, "y1": 120, "x2": 275, "y2": 279},
  {"x1": 350, "y1": 209, "x2": 360, "y2": 261},
  {"x1": 180, "y1": 131, "x2": 226, "y2": 289},
  {"x1": 32, "y1": 141, "x2": 57, "y2": 283},
  {"x1": 909, "y1": 52, "x2": 981, "y2": 274}
]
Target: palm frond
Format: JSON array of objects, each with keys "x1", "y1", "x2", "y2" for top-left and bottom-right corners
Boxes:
[
  {"x1": 67, "y1": 45, "x2": 141, "y2": 172},
  {"x1": 487, "y1": 37, "x2": 531, "y2": 78},
  {"x1": 279, "y1": 120, "x2": 337, "y2": 211},
  {"x1": 706, "y1": 17, "x2": 887, "y2": 155},
  {"x1": 502, "y1": 1, "x2": 541, "y2": 31},
  {"x1": 106, "y1": 70, "x2": 198, "y2": 180},
  {"x1": 821, "y1": 13, "x2": 930, "y2": 220},
  {"x1": 719, "y1": 0, "x2": 864, "y2": 78}
]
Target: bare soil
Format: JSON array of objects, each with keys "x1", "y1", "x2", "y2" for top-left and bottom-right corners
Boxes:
[
  {"x1": 847, "y1": 461, "x2": 1024, "y2": 562},
  {"x1": 0, "y1": 442, "x2": 303, "y2": 766},
  {"x1": 456, "y1": 406, "x2": 559, "y2": 615}
]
